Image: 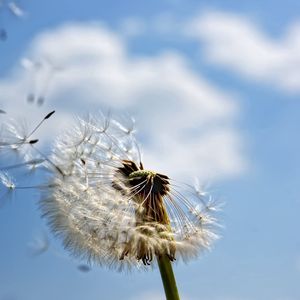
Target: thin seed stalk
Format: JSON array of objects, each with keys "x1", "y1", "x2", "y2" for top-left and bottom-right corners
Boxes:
[{"x1": 157, "y1": 254, "x2": 180, "y2": 300}]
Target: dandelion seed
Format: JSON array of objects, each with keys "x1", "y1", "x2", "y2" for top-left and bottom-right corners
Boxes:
[
  {"x1": 0, "y1": 111, "x2": 55, "y2": 152},
  {"x1": 37, "y1": 96, "x2": 45, "y2": 106},
  {"x1": 0, "y1": 118, "x2": 30, "y2": 150},
  {"x1": 7, "y1": 1, "x2": 24, "y2": 17},
  {"x1": 0, "y1": 171, "x2": 16, "y2": 207},
  {"x1": 0, "y1": 158, "x2": 45, "y2": 171},
  {"x1": 0, "y1": 171, "x2": 15, "y2": 190},
  {"x1": 0, "y1": 1, "x2": 24, "y2": 41},
  {"x1": 0, "y1": 170, "x2": 50, "y2": 206},
  {"x1": 26, "y1": 93, "x2": 35, "y2": 103},
  {"x1": 22, "y1": 57, "x2": 62, "y2": 106},
  {"x1": 77, "y1": 264, "x2": 91, "y2": 273},
  {"x1": 0, "y1": 28, "x2": 6, "y2": 40},
  {"x1": 28, "y1": 232, "x2": 49, "y2": 257}
]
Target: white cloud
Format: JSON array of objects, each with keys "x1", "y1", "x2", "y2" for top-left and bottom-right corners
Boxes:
[
  {"x1": 0, "y1": 22, "x2": 245, "y2": 181},
  {"x1": 184, "y1": 11, "x2": 300, "y2": 92}
]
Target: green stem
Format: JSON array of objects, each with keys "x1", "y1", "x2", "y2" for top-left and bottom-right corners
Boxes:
[{"x1": 157, "y1": 255, "x2": 180, "y2": 300}]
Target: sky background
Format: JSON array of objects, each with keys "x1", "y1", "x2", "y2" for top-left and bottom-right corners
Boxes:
[{"x1": 0, "y1": 0, "x2": 300, "y2": 300}]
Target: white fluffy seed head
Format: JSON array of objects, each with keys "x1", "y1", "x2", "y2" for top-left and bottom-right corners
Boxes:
[{"x1": 38, "y1": 113, "x2": 219, "y2": 271}]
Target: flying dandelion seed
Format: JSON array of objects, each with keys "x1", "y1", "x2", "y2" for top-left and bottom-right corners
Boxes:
[
  {"x1": 0, "y1": 0, "x2": 24, "y2": 41},
  {"x1": 0, "y1": 110, "x2": 55, "y2": 150},
  {"x1": 27, "y1": 231, "x2": 50, "y2": 257},
  {"x1": 27, "y1": 230, "x2": 92, "y2": 274},
  {"x1": 39, "y1": 113, "x2": 219, "y2": 272},
  {"x1": 0, "y1": 171, "x2": 16, "y2": 207},
  {"x1": 7, "y1": 1, "x2": 24, "y2": 17},
  {"x1": 21, "y1": 58, "x2": 62, "y2": 107},
  {"x1": 77, "y1": 264, "x2": 91, "y2": 273},
  {"x1": 0, "y1": 28, "x2": 7, "y2": 40}
]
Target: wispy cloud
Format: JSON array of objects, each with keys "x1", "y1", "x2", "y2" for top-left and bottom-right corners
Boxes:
[
  {"x1": 0, "y1": 22, "x2": 245, "y2": 181},
  {"x1": 184, "y1": 11, "x2": 300, "y2": 93}
]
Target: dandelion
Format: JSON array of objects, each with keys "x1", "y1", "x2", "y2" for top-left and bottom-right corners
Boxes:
[
  {"x1": 0, "y1": 110, "x2": 219, "y2": 299},
  {"x1": 36, "y1": 112, "x2": 219, "y2": 300}
]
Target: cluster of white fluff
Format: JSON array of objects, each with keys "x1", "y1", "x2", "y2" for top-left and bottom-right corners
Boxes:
[{"x1": 0, "y1": 111, "x2": 219, "y2": 271}]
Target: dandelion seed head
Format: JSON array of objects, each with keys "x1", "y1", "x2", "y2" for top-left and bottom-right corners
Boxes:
[{"x1": 40, "y1": 113, "x2": 219, "y2": 271}]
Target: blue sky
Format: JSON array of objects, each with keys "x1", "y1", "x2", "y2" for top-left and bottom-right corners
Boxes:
[{"x1": 0, "y1": 1, "x2": 300, "y2": 300}]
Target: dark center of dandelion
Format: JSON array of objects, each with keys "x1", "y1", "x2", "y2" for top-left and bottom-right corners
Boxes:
[
  {"x1": 113, "y1": 160, "x2": 176, "y2": 264},
  {"x1": 129, "y1": 170, "x2": 170, "y2": 196},
  {"x1": 115, "y1": 160, "x2": 170, "y2": 198}
]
